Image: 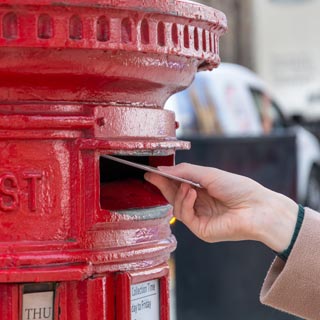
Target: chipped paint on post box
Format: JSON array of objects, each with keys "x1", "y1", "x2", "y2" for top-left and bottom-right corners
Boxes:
[{"x1": 0, "y1": 0, "x2": 226, "y2": 319}]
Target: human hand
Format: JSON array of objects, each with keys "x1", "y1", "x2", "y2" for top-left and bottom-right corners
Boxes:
[{"x1": 144, "y1": 163, "x2": 298, "y2": 253}]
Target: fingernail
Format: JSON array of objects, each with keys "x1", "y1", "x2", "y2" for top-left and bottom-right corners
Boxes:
[{"x1": 144, "y1": 172, "x2": 150, "y2": 181}]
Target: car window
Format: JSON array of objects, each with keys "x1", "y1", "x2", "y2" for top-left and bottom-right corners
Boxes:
[{"x1": 250, "y1": 88, "x2": 286, "y2": 133}]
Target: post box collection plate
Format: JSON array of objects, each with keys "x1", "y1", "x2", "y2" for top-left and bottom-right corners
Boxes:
[
  {"x1": 22, "y1": 292, "x2": 54, "y2": 320},
  {"x1": 131, "y1": 280, "x2": 160, "y2": 320}
]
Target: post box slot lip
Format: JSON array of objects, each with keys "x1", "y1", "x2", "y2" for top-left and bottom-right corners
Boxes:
[
  {"x1": 78, "y1": 138, "x2": 191, "y2": 151},
  {"x1": 110, "y1": 204, "x2": 172, "y2": 220}
]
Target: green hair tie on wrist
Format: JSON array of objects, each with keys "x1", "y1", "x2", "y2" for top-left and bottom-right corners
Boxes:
[{"x1": 277, "y1": 204, "x2": 305, "y2": 262}]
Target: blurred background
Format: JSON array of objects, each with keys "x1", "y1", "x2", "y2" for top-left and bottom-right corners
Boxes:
[
  {"x1": 198, "y1": 0, "x2": 320, "y2": 122},
  {"x1": 168, "y1": 0, "x2": 320, "y2": 319}
]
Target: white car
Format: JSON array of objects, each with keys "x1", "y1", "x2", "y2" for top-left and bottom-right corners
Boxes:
[{"x1": 165, "y1": 63, "x2": 320, "y2": 210}]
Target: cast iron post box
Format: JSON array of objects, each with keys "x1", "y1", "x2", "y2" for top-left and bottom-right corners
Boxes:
[{"x1": 0, "y1": 1, "x2": 226, "y2": 319}]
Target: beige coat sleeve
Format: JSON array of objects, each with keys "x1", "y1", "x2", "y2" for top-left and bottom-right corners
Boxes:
[{"x1": 260, "y1": 207, "x2": 320, "y2": 319}]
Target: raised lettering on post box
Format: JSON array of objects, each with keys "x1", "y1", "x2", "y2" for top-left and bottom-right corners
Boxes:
[
  {"x1": 131, "y1": 279, "x2": 160, "y2": 320},
  {"x1": 0, "y1": 170, "x2": 42, "y2": 213}
]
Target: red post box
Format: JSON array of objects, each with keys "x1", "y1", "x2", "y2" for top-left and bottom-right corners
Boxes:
[{"x1": 0, "y1": 1, "x2": 226, "y2": 319}]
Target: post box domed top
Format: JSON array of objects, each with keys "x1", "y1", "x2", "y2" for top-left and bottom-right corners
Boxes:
[{"x1": 0, "y1": 0, "x2": 227, "y2": 106}]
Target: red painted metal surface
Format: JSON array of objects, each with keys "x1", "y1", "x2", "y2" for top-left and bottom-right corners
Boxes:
[{"x1": 0, "y1": 0, "x2": 226, "y2": 319}]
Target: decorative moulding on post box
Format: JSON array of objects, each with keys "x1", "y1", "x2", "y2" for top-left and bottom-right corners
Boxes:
[{"x1": 0, "y1": 0, "x2": 227, "y2": 106}]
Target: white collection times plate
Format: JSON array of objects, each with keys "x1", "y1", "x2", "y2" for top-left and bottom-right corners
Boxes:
[
  {"x1": 22, "y1": 291, "x2": 54, "y2": 320},
  {"x1": 131, "y1": 279, "x2": 160, "y2": 320}
]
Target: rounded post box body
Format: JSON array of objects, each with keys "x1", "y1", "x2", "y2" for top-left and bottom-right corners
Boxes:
[{"x1": 0, "y1": 1, "x2": 226, "y2": 319}]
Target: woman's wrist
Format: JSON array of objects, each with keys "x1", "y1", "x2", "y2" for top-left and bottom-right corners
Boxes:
[
  {"x1": 277, "y1": 204, "x2": 305, "y2": 261},
  {"x1": 254, "y1": 189, "x2": 298, "y2": 253}
]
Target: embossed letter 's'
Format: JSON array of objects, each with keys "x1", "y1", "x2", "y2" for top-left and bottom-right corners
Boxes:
[{"x1": 0, "y1": 173, "x2": 19, "y2": 211}]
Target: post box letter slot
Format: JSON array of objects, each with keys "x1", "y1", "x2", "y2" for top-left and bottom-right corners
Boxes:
[{"x1": 100, "y1": 155, "x2": 173, "y2": 211}]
